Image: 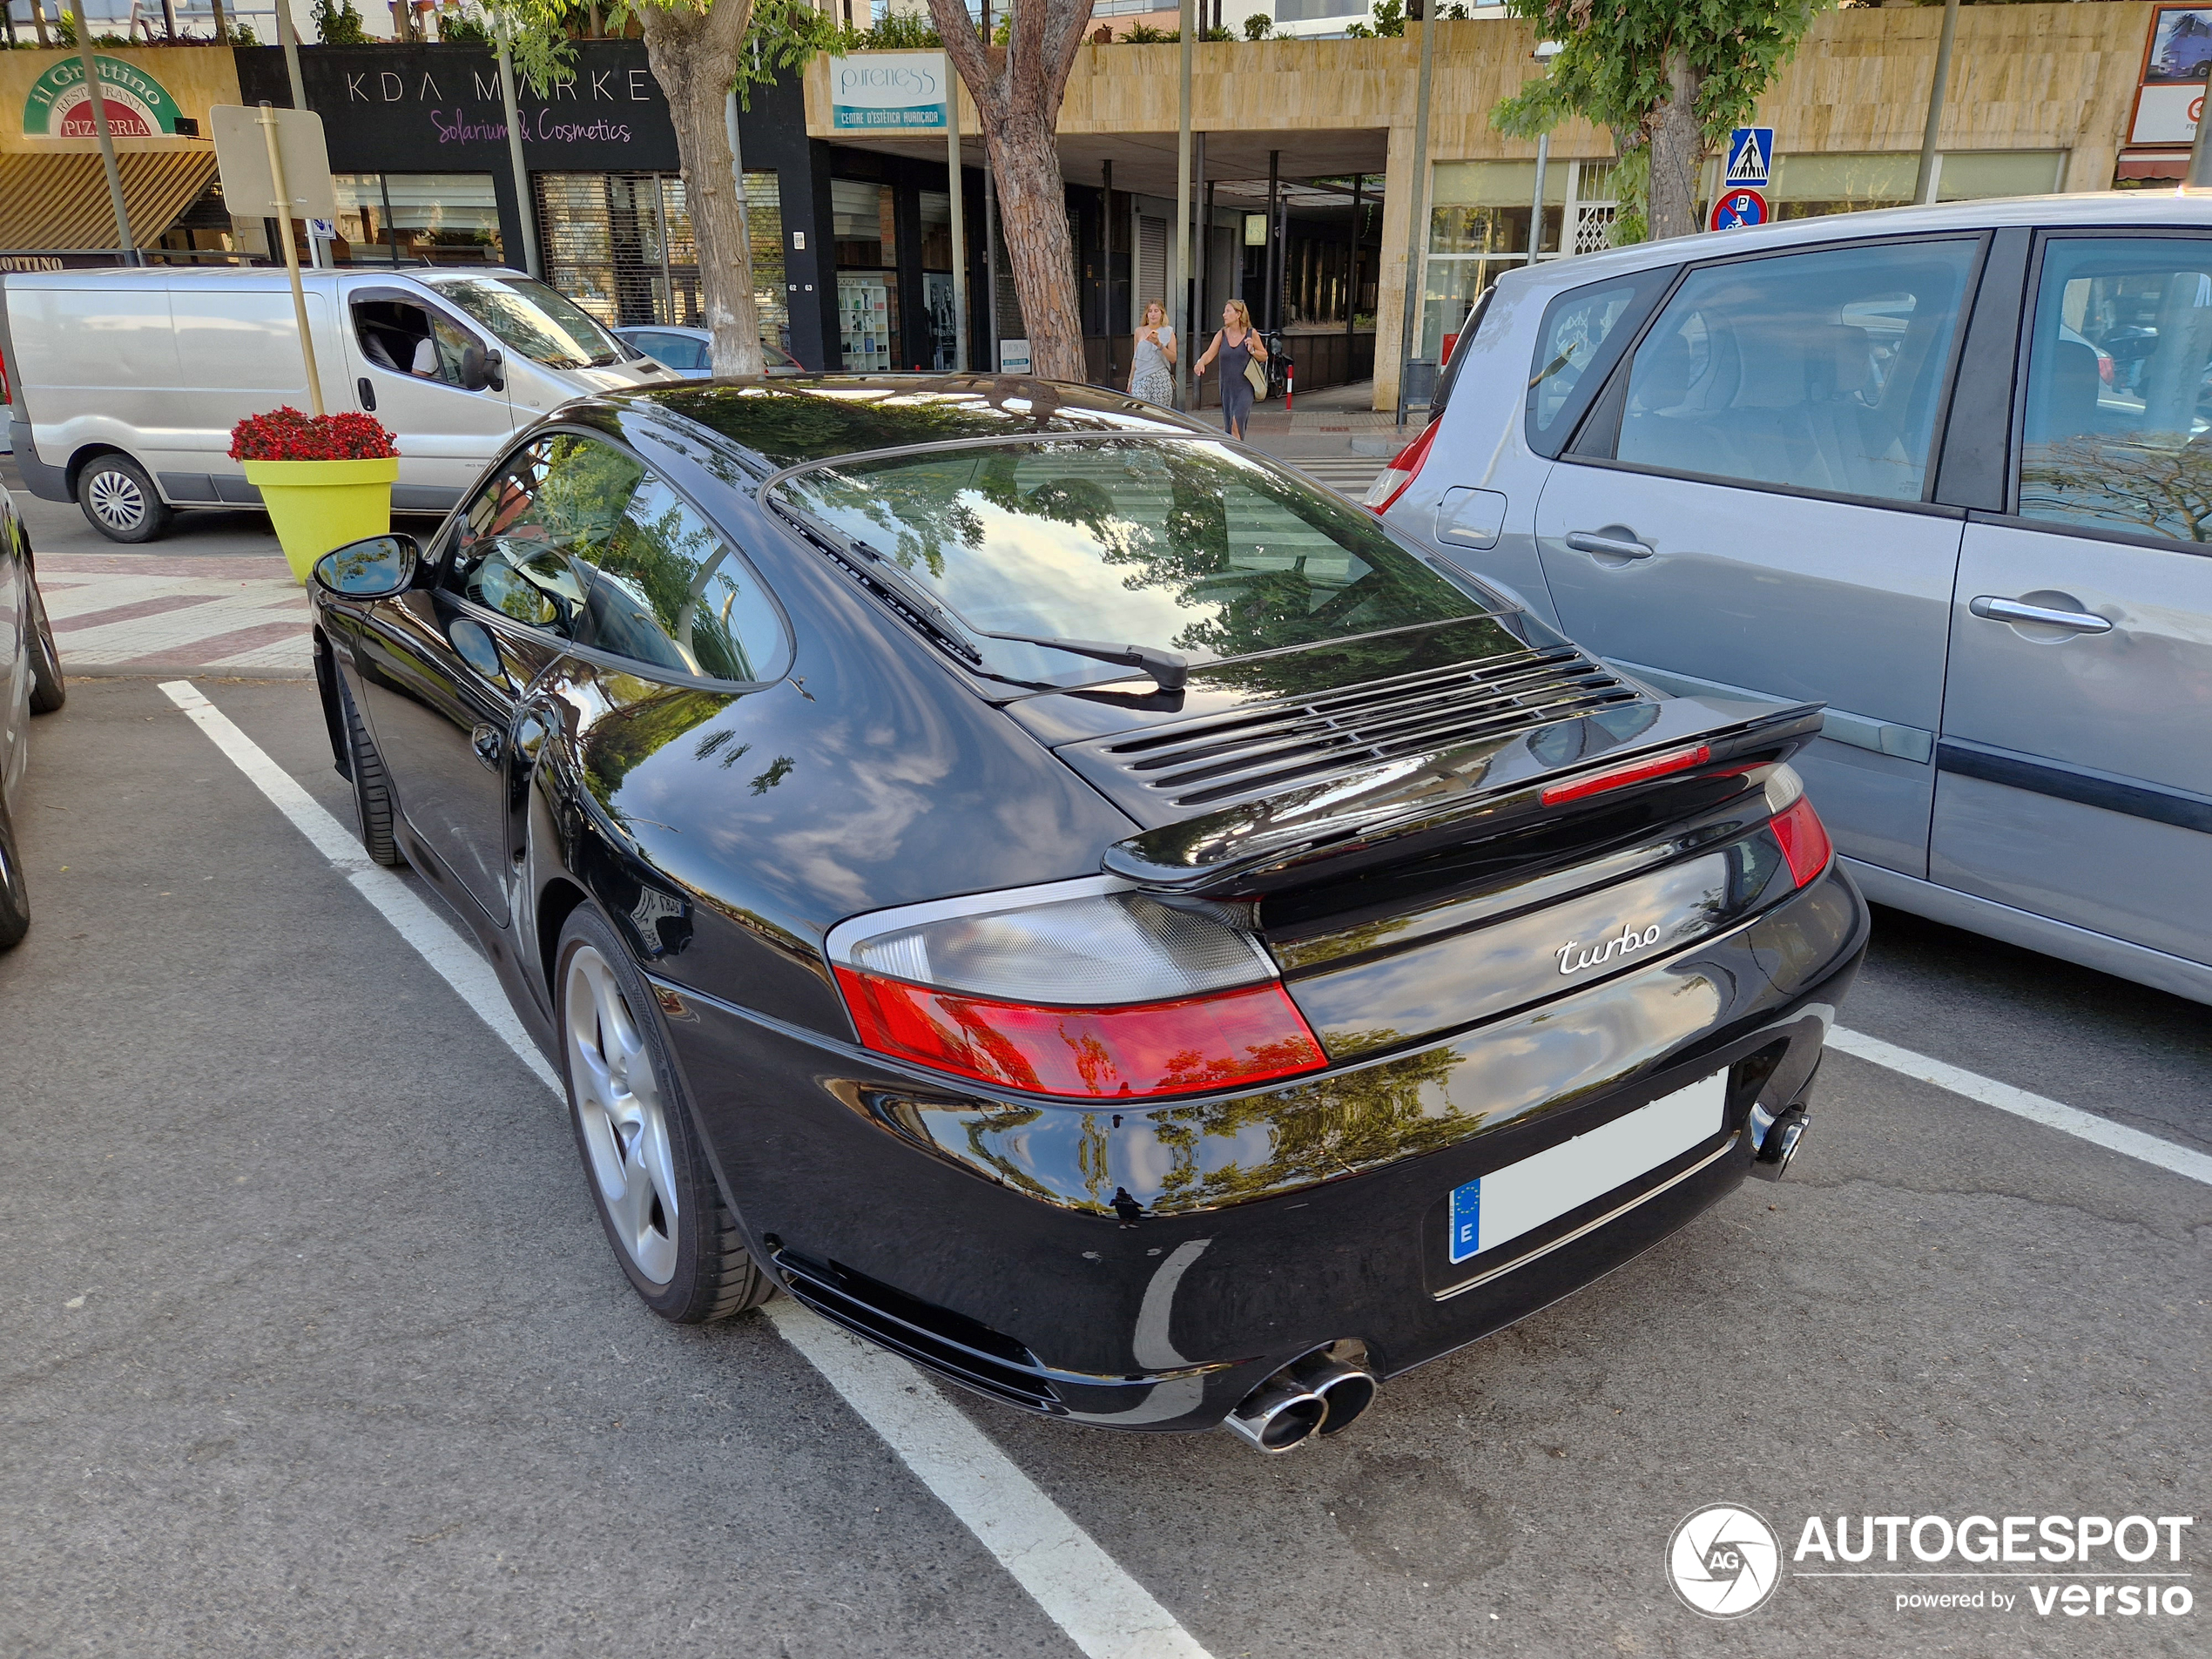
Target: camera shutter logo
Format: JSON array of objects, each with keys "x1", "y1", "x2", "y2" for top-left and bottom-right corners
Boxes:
[{"x1": 1668, "y1": 1504, "x2": 1783, "y2": 1618}]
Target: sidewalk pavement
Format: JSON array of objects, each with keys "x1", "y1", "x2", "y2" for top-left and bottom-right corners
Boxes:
[{"x1": 11, "y1": 463, "x2": 313, "y2": 679}]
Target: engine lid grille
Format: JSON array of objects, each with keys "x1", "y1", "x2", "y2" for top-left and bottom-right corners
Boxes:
[{"x1": 1059, "y1": 646, "x2": 1649, "y2": 819}]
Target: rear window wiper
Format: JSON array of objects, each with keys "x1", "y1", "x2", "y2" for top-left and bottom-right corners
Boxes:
[{"x1": 974, "y1": 631, "x2": 1188, "y2": 691}]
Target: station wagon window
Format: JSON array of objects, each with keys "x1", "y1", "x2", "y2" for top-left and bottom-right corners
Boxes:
[
  {"x1": 1524, "y1": 266, "x2": 1674, "y2": 456},
  {"x1": 447, "y1": 435, "x2": 785, "y2": 682},
  {"x1": 1610, "y1": 238, "x2": 1978, "y2": 502},
  {"x1": 2015, "y1": 237, "x2": 2212, "y2": 543}
]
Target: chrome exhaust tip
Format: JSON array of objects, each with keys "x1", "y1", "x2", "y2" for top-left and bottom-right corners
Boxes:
[
  {"x1": 1288, "y1": 1352, "x2": 1379, "y2": 1436},
  {"x1": 1751, "y1": 1106, "x2": 1808, "y2": 1181},
  {"x1": 1222, "y1": 1375, "x2": 1328, "y2": 1453}
]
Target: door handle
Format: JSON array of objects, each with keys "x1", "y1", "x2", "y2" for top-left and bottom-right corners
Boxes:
[
  {"x1": 357, "y1": 377, "x2": 376, "y2": 412},
  {"x1": 471, "y1": 723, "x2": 503, "y2": 769},
  {"x1": 1563, "y1": 530, "x2": 1655, "y2": 560},
  {"x1": 1968, "y1": 596, "x2": 2113, "y2": 634}
]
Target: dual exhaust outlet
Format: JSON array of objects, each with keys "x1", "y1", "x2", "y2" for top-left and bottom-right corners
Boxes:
[
  {"x1": 1226, "y1": 1106, "x2": 1809, "y2": 1453},
  {"x1": 1223, "y1": 1346, "x2": 1377, "y2": 1453}
]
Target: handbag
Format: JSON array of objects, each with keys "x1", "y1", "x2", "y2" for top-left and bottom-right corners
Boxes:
[{"x1": 1243, "y1": 352, "x2": 1268, "y2": 401}]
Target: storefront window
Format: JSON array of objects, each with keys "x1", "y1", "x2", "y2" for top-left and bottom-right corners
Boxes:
[
  {"x1": 536, "y1": 172, "x2": 786, "y2": 353},
  {"x1": 834, "y1": 179, "x2": 900, "y2": 371},
  {"x1": 332, "y1": 173, "x2": 502, "y2": 266},
  {"x1": 833, "y1": 179, "x2": 897, "y2": 270},
  {"x1": 1421, "y1": 159, "x2": 1594, "y2": 362},
  {"x1": 1710, "y1": 149, "x2": 2067, "y2": 220},
  {"x1": 920, "y1": 189, "x2": 960, "y2": 372}
]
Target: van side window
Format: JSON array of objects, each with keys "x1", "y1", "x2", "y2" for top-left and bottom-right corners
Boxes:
[
  {"x1": 1610, "y1": 238, "x2": 1978, "y2": 502},
  {"x1": 354, "y1": 298, "x2": 474, "y2": 386},
  {"x1": 2015, "y1": 237, "x2": 2212, "y2": 543},
  {"x1": 448, "y1": 434, "x2": 786, "y2": 680}
]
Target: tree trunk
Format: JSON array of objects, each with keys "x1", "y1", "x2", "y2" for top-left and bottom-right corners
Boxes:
[
  {"x1": 638, "y1": 2, "x2": 765, "y2": 378},
  {"x1": 1643, "y1": 47, "x2": 1704, "y2": 243},
  {"x1": 927, "y1": 0, "x2": 1096, "y2": 383}
]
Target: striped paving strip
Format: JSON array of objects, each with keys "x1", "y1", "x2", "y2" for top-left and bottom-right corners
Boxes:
[
  {"x1": 39, "y1": 551, "x2": 311, "y2": 674},
  {"x1": 1285, "y1": 455, "x2": 1387, "y2": 498}
]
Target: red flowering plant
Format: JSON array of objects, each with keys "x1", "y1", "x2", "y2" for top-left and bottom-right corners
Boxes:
[{"x1": 229, "y1": 407, "x2": 399, "y2": 462}]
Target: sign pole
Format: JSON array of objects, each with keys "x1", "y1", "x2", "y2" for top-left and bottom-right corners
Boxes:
[
  {"x1": 943, "y1": 52, "x2": 968, "y2": 372},
  {"x1": 71, "y1": 0, "x2": 137, "y2": 264},
  {"x1": 1912, "y1": 0, "x2": 1960, "y2": 206},
  {"x1": 259, "y1": 101, "x2": 324, "y2": 417},
  {"x1": 1393, "y1": 6, "x2": 1437, "y2": 428},
  {"x1": 271, "y1": 0, "x2": 307, "y2": 111},
  {"x1": 1173, "y1": 0, "x2": 1193, "y2": 410},
  {"x1": 498, "y1": 31, "x2": 543, "y2": 278}
]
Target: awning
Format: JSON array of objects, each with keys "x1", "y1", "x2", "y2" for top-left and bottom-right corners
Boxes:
[
  {"x1": 0, "y1": 150, "x2": 219, "y2": 252},
  {"x1": 2116, "y1": 150, "x2": 2189, "y2": 182}
]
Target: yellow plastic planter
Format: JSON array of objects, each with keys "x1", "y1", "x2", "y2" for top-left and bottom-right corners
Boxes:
[{"x1": 241, "y1": 457, "x2": 401, "y2": 584}]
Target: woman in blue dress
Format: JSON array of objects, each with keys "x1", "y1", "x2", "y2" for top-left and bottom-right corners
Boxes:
[{"x1": 1193, "y1": 299, "x2": 1269, "y2": 440}]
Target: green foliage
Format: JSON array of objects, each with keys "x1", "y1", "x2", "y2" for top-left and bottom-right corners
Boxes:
[
  {"x1": 311, "y1": 0, "x2": 374, "y2": 44},
  {"x1": 1493, "y1": 0, "x2": 1828, "y2": 241},
  {"x1": 842, "y1": 9, "x2": 943, "y2": 49},
  {"x1": 439, "y1": 6, "x2": 494, "y2": 44},
  {"x1": 502, "y1": 0, "x2": 844, "y2": 111},
  {"x1": 1124, "y1": 21, "x2": 1174, "y2": 43},
  {"x1": 1242, "y1": 11, "x2": 1270, "y2": 39},
  {"x1": 1199, "y1": 23, "x2": 1232, "y2": 39},
  {"x1": 1344, "y1": 0, "x2": 1401, "y2": 39}
]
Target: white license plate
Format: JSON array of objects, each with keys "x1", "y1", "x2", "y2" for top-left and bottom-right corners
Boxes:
[{"x1": 1447, "y1": 1072, "x2": 1726, "y2": 1264}]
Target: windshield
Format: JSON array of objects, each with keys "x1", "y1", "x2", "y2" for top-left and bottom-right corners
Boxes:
[
  {"x1": 429, "y1": 274, "x2": 631, "y2": 369},
  {"x1": 771, "y1": 438, "x2": 1487, "y2": 685}
]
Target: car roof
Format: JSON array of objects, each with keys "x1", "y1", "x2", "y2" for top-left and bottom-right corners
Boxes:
[
  {"x1": 617, "y1": 376, "x2": 1215, "y2": 470},
  {"x1": 1495, "y1": 190, "x2": 2212, "y2": 302}
]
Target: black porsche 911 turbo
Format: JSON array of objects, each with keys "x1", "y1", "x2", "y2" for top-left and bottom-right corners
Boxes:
[{"x1": 308, "y1": 375, "x2": 1865, "y2": 1452}]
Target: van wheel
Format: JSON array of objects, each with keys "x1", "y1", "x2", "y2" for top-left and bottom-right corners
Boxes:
[{"x1": 76, "y1": 453, "x2": 171, "y2": 544}]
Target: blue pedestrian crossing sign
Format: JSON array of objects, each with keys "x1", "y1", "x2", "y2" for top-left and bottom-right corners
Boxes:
[
  {"x1": 1724, "y1": 126, "x2": 1774, "y2": 186},
  {"x1": 1710, "y1": 188, "x2": 1769, "y2": 232}
]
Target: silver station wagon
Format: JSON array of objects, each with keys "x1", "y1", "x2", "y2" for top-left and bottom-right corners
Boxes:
[{"x1": 1375, "y1": 193, "x2": 2212, "y2": 1006}]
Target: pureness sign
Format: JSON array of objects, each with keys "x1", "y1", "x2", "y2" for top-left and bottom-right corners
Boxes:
[{"x1": 831, "y1": 53, "x2": 950, "y2": 131}]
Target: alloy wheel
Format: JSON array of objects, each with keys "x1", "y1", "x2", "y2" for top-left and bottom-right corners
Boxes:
[
  {"x1": 564, "y1": 944, "x2": 680, "y2": 1285},
  {"x1": 86, "y1": 469, "x2": 146, "y2": 534}
]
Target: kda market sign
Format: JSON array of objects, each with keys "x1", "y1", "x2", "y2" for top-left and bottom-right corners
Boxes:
[
  {"x1": 832, "y1": 53, "x2": 948, "y2": 132},
  {"x1": 24, "y1": 56, "x2": 187, "y2": 138}
]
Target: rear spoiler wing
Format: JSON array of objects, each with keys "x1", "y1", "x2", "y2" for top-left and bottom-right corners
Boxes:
[{"x1": 1101, "y1": 693, "x2": 1825, "y2": 899}]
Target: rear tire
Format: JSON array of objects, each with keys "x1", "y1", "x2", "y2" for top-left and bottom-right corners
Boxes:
[
  {"x1": 75, "y1": 452, "x2": 171, "y2": 544},
  {"x1": 0, "y1": 790, "x2": 30, "y2": 950},
  {"x1": 337, "y1": 678, "x2": 401, "y2": 867},
  {"x1": 556, "y1": 905, "x2": 772, "y2": 1324},
  {"x1": 25, "y1": 571, "x2": 64, "y2": 713}
]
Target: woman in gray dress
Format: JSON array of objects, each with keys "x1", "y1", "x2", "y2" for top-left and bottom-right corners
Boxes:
[
  {"x1": 1193, "y1": 299, "x2": 1268, "y2": 440},
  {"x1": 1129, "y1": 300, "x2": 1177, "y2": 405}
]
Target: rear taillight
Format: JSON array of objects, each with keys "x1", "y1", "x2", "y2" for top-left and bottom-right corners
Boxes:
[
  {"x1": 1541, "y1": 744, "x2": 1711, "y2": 806},
  {"x1": 1764, "y1": 765, "x2": 1832, "y2": 887},
  {"x1": 826, "y1": 880, "x2": 1326, "y2": 1099},
  {"x1": 1362, "y1": 419, "x2": 1439, "y2": 514}
]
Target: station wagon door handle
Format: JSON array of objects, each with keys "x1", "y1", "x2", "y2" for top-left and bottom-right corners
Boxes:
[
  {"x1": 1968, "y1": 596, "x2": 2113, "y2": 634},
  {"x1": 471, "y1": 723, "x2": 504, "y2": 769},
  {"x1": 1563, "y1": 531, "x2": 1655, "y2": 560}
]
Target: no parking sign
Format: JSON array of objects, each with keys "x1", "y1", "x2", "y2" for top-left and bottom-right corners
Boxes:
[{"x1": 1710, "y1": 188, "x2": 1769, "y2": 232}]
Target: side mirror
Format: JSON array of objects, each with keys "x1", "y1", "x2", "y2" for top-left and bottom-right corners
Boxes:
[
  {"x1": 313, "y1": 534, "x2": 419, "y2": 600},
  {"x1": 486, "y1": 347, "x2": 506, "y2": 392},
  {"x1": 459, "y1": 343, "x2": 492, "y2": 392}
]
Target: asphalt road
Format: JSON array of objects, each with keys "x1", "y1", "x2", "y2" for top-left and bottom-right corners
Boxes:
[{"x1": 2, "y1": 675, "x2": 2205, "y2": 1658}]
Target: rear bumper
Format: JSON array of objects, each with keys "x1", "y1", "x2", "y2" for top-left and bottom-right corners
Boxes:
[{"x1": 660, "y1": 866, "x2": 1867, "y2": 1432}]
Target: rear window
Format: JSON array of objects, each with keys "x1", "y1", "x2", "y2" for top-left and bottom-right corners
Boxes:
[
  {"x1": 771, "y1": 438, "x2": 1489, "y2": 686},
  {"x1": 1525, "y1": 267, "x2": 1676, "y2": 456}
]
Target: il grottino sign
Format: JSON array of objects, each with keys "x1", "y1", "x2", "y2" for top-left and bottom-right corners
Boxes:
[
  {"x1": 23, "y1": 55, "x2": 187, "y2": 138},
  {"x1": 831, "y1": 53, "x2": 948, "y2": 132}
]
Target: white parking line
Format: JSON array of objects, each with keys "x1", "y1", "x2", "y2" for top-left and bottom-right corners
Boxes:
[
  {"x1": 157, "y1": 678, "x2": 1217, "y2": 1659},
  {"x1": 1828, "y1": 1027, "x2": 2212, "y2": 1188}
]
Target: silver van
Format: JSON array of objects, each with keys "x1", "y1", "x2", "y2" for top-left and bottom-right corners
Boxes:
[
  {"x1": 1, "y1": 266, "x2": 675, "y2": 541},
  {"x1": 1375, "y1": 192, "x2": 2212, "y2": 1005}
]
